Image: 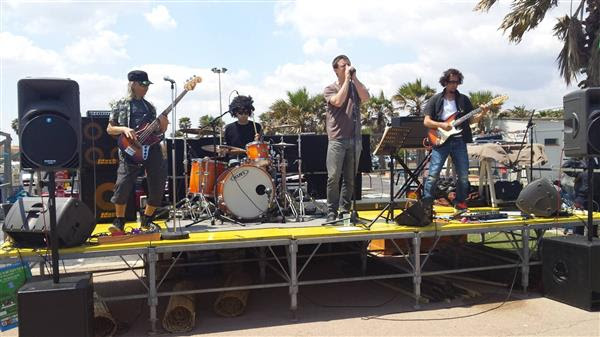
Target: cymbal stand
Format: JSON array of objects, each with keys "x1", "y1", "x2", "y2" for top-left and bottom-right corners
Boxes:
[
  {"x1": 276, "y1": 137, "x2": 298, "y2": 219},
  {"x1": 176, "y1": 132, "x2": 202, "y2": 221},
  {"x1": 294, "y1": 133, "x2": 306, "y2": 221}
]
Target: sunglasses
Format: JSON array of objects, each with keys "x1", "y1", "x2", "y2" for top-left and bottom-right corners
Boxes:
[
  {"x1": 137, "y1": 81, "x2": 151, "y2": 87},
  {"x1": 236, "y1": 109, "x2": 251, "y2": 115},
  {"x1": 447, "y1": 80, "x2": 460, "y2": 84}
]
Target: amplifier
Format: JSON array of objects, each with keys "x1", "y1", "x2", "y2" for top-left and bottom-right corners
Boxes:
[
  {"x1": 390, "y1": 116, "x2": 428, "y2": 148},
  {"x1": 18, "y1": 273, "x2": 94, "y2": 336}
]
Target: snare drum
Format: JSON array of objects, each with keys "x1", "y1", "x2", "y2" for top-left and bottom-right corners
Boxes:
[
  {"x1": 189, "y1": 157, "x2": 227, "y2": 197},
  {"x1": 245, "y1": 141, "x2": 271, "y2": 167},
  {"x1": 216, "y1": 164, "x2": 274, "y2": 220}
]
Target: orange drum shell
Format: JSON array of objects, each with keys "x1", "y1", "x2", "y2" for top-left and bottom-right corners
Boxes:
[{"x1": 189, "y1": 158, "x2": 227, "y2": 196}]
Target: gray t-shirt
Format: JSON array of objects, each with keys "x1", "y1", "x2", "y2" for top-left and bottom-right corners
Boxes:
[{"x1": 323, "y1": 82, "x2": 361, "y2": 140}]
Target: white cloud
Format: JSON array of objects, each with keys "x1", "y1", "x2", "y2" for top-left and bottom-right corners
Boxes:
[
  {"x1": 64, "y1": 31, "x2": 129, "y2": 65},
  {"x1": 144, "y1": 5, "x2": 177, "y2": 30},
  {"x1": 303, "y1": 38, "x2": 340, "y2": 56}
]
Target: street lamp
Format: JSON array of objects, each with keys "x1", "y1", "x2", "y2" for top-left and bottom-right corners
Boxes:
[{"x1": 211, "y1": 67, "x2": 227, "y2": 142}]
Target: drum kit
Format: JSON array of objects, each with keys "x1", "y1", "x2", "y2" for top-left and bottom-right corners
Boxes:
[{"x1": 176, "y1": 126, "x2": 315, "y2": 225}]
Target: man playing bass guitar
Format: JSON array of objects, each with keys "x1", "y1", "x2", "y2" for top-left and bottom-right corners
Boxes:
[
  {"x1": 106, "y1": 70, "x2": 168, "y2": 233},
  {"x1": 422, "y1": 68, "x2": 488, "y2": 219}
]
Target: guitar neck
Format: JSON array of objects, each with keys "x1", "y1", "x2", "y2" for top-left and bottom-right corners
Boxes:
[
  {"x1": 159, "y1": 89, "x2": 189, "y2": 118},
  {"x1": 454, "y1": 106, "x2": 481, "y2": 127}
]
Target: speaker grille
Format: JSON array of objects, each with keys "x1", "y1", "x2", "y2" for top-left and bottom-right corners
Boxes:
[{"x1": 21, "y1": 114, "x2": 78, "y2": 169}]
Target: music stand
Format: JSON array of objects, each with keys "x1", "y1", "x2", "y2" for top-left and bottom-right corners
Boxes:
[
  {"x1": 372, "y1": 125, "x2": 410, "y2": 221},
  {"x1": 367, "y1": 122, "x2": 432, "y2": 229}
]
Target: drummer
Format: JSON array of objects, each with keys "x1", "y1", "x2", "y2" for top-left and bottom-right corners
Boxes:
[{"x1": 221, "y1": 95, "x2": 262, "y2": 158}]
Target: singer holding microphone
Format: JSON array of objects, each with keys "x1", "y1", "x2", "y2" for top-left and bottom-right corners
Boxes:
[
  {"x1": 323, "y1": 55, "x2": 370, "y2": 221},
  {"x1": 106, "y1": 70, "x2": 168, "y2": 233}
]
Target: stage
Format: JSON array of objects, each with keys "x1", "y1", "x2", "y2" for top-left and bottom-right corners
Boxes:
[{"x1": 1, "y1": 205, "x2": 597, "y2": 333}]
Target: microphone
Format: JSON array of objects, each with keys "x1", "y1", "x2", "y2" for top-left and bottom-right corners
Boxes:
[
  {"x1": 163, "y1": 76, "x2": 175, "y2": 84},
  {"x1": 349, "y1": 67, "x2": 356, "y2": 76}
]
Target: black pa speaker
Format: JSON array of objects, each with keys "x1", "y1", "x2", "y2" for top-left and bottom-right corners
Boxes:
[
  {"x1": 516, "y1": 178, "x2": 560, "y2": 217},
  {"x1": 394, "y1": 201, "x2": 430, "y2": 227},
  {"x1": 542, "y1": 235, "x2": 600, "y2": 311},
  {"x1": 2, "y1": 197, "x2": 96, "y2": 248},
  {"x1": 563, "y1": 88, "x2": 600, "y2": 157},
  {"x1": 18, "y1": 78, "x2": 81, "y2": 170},
  {"x1": 18, "y1": 273, "x2": 94, "y2": 337},
  {"x1": 81, "y1": 115, "x2": 119, "y2": 169}
]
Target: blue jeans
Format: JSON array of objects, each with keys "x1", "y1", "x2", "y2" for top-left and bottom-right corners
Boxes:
[
  {"x1": 326, "y1": 138, "x2": 362, "y2": 214},
  {"x1": 423, "y1": 137, "x2": 469, "y2": 204}
]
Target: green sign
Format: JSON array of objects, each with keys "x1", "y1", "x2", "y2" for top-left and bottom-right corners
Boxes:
[{"x1": 0, "y1": 262, "x2": 31, "y2": 332}]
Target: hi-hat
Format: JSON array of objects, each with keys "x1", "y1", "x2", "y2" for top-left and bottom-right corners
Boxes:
[
  {"x1": 201, "y1": 144, "x2": 245, "y2": 155},
  {"x1": 179, "y1": 128, "x2": 219, "y2": 135},
  {"x1": 272, "y1": 141, "x2": 296, "y2": 148}
]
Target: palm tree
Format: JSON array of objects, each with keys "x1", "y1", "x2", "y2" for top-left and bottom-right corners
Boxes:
[
  {"x1": 11, "y1": 118, "x2": 18, "y2": 133},
  {"x1": 198, "y1": 115, "x2": 224, "y2": 129},
  {"x1": 468, "y1": 90, "x2": 504, "y2": 134},
  {"x1": 538, "y1": 108, "x2": 564, "y2": 119},
  {"x1": 261, "y1": 88, "x2": 327, "y2": 134},
  {"x1": 498, "y1": 105, "x2": 535, "y2": 119},
  {"x1": 172, "y1": 117, "x2": 191, "y2": 137},
  {"x1": 392, "y1": 78, "x2": 435, "y2": 116},
  {"x1": 475, "y1": 0, "x2": 600, "y2": 88}
]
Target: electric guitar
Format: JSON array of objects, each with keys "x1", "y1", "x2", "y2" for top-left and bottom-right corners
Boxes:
[
  {"x1": 427, "y1": 95, "x2": 508, "y2": 147},
  {"x1": 118, "y1": 76, "x2": 202, "y2": 163}
]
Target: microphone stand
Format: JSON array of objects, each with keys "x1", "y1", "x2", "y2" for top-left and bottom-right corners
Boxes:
[
  {"x1": 162, "y1": 80, "x2": 189, "y2": 240},
  {"x1": 511, "y1": 108, "x2": 536, "y2": 183}
]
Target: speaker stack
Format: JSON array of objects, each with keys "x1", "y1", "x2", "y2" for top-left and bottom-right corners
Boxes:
[
  {"x1": 541, "y1": 88, "x2": 600, "y2": 311},
  {"x1": 80, "y1": 114, "x2": 136, "y2": 222}
]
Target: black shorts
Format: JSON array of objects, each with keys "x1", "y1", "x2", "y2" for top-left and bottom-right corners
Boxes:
[{"x1": 110, "y1": 144, "x2": 167, "y2": 207}]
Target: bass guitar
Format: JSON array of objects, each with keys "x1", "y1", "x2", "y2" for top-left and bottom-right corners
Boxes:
[
  {"x1": 118, "y1": 76, "x2": 202, "y2": 163},
  {"x1": 427, "y1": 95, "x2": 508, "y2": 147}
]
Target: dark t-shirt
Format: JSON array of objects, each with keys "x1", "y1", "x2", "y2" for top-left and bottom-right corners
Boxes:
[
  {"x1": 130, "y1": 99, "x2": 151, "y2": 129},
  {"x1": 224, "y1": 121, "x2": 262, "y2": 149}
]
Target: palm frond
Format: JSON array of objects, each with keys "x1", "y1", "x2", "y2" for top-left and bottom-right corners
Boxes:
[
  {"x1": 474, "y1": 0, "x2": 500, "y2": 12},
  {"x1": 500, "y1": 0, "x2": 560, "y2": 43},
  {"x1": 554, "y1": 15, "x2": 586, "y2": 86},
  {"x1": 583, "y1": 30, "x2": 600, "y2": 87}
]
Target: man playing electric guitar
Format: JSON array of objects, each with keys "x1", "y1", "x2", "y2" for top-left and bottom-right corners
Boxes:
[
  {"x1": 106, "y1": 70, "x2": 168, "y2": 233},
  {"x1": 422, "y1": 68, "x2": 489, "y2": 219}
]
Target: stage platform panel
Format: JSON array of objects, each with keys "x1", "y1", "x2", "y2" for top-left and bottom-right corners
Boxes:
[{"x1": 1, "y1": 207, "x2": 598, "y2": 259}]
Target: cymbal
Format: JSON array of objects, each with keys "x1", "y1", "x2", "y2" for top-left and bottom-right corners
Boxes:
[
  {"x1": 201, "y1": 144, "x2": 245, "y2": 155},
  {"x1": 272, "y1": 141, "x2": 296, "y2": 148},
  {"x1": 179, "y1": 128, "x2": 219, "y2": 135},
  {"x1": 271, "y1": 124, "x2": 295, "y2": 130}
]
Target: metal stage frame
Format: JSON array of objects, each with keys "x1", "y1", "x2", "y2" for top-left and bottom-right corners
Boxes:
[{"x1": 1, "y1": 211, "x2": 597, "y2": 333}]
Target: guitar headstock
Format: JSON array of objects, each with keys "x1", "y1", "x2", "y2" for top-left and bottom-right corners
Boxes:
[
  {"x1": 489, "y1": 95, "x2": 509, "y2": 106},
  {"x1": 184, "y1": 76, "x2": 202, "y2": 91}
]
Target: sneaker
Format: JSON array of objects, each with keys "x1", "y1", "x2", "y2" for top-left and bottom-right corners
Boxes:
[
  {"x1": 454, "y1": 201, "x2": 468, "y2": 213},
  {"x1": 326, "y1": 212, "x2": 337, "y2": 222},
  {"x1": 140, "y1": 214, "x2": 160, "y2": 232},
  {"x1": 108, "y1": 218, "x2": 125, "y2": 234}
]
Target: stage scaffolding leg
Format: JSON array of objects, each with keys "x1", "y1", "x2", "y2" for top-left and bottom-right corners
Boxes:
[
  {"x1": 289, "y1": 240, "x2": 298, "y2": 320},
  {"x1": 360, "y1": 241, "x2": 368, "y2": 275},
  {"x1": 259, "y1": 246, "x2": 267, "y2": 283},
  {"x1": 412, "y1": 234, "x2": 422, "y2": 309},
  {"x1": 147, "y1": 248, "x2": 159, "y2": 334},
  {"x1": 521, "y1": 229, "x2": 530, "y2": 293}
]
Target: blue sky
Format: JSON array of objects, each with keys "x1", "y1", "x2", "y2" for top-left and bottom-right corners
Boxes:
[{"x1": 1, "y1": 0, "x2": 574, "y2": 142}]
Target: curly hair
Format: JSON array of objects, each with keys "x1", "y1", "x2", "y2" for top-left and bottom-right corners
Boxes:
[
  {"x1": 229, "y1": 95, "x2": 255, "y2": 117},
  {"x1": 439, "y1": 68, "x2": 464, "y2": 87}
]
